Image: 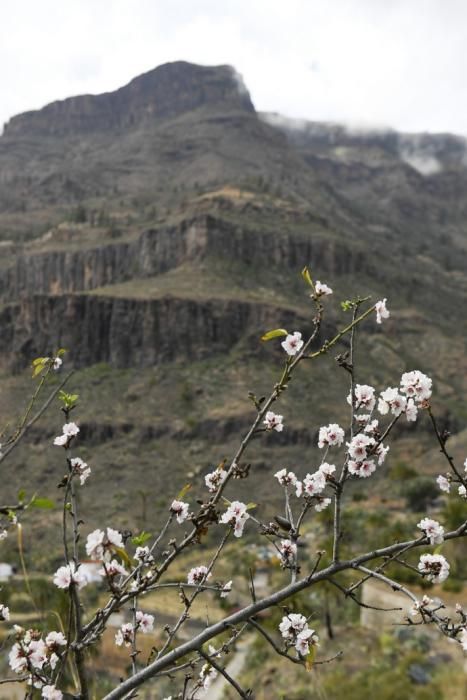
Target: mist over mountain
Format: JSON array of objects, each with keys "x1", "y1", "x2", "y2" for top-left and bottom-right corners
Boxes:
[{"x1": 0, "y1": 61, "x2": 466, "y2": 534}]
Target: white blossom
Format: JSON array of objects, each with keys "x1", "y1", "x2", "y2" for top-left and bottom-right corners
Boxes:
[
  {"x1": 459, "y1": 628, "x2": 467, "y2": 652},
  {"x1": 220, "y1": 580, "x2": 232, "y2": 598},
  {"x1": 279, "y1": 539, "x2": 297, "y2": 566},
  {"x1": 303, "y1": 470, "x2": 326, "y2": 496},
  {"x1": 315, "y1": 497, "x2": 332, "y2": 512},
  {"x1": 375, "y1": 298, "x2": 390, "y2": 324},
  {"x1": 187, "y1": 566, "x2": 211, "y2": 586},
  {"x1": 52, "y1": 357, "x2": 63, "y2": 371},
  {"x1": 136, "y1": 611, "x2": 154, "y2": 633},
  {"x1": 281, "y1": 331, "x2": 304, "y2": 356},
  {"x1": 0, "y1": 529, "x2": 7, "y2": 540},
  {"x1": 263, "y1": 411, "x2": 284, "y2": 432},
  {"x1": 348, "y1": 459, "x2": 376, "y2": 478},
  {"x1": 459, "y1": 485, "x2": 467, "y2": 498},
  {"x1": 274, "y1": 469, "x2": 298, "y2": 487},
  {"x1": 200, "y1": 662, "x2": 217, "y2": 689},
  {"x1": 99, "y1": 559, "x2": 127, "y2": 578},
  {"x1": 318, "y1": 423, "x2": 345, "y2": 449},
  {"x1": 170, "y1": 500, "x2": 190, "y2": 524},
  {"x1": 134, "y1": 546, "x2": 154, "y2": 564},
  {"x1": 347, "y1": 434, "x2": 375, "y2": 461},
  {"x1": 53, "y1": 562, "x2": 88, "y2": 590},
  {"x1": 417, "y1": 518, "x2": 445, "y2": 545},
  {"x1": 400, "y1": 370, "x2": 432, "y2": 402},
  {"x1": 295, "y1": 627, "x2": 319, "y2": 656},
  {"x1": 53, "y1": 422, "x2": 79, "y2": 447},
  {"x1": 314, "y1": 280, "x2": 333, "y2": 296},
  {"x1": 42, "y1": 686, "x2": 63, "y2": 700},
  {"x1": 205, "y1": 468, "x2": 227, "y2": 492},
  {"x1": 0, "y1": 604, "x2": 10, "y2": 621},
  {"x1": 437, "y1": 475, "x2": 450, "y2": 493},
  {"x1": 418, "y1": 553, "x2": 450, "y2": 583},
  {"x1": 378, "y1": 387, "x2": 406, "y2": 417},
  {"x1": 115, "y1": 623, "x2": 134, "y2": 647},
  {"x1": 348, "y1": 384, "x2": 376, "y2": 412},
  {"x1": 70, "y1": 457, "x2": 91, "y2": 485},
  {"x1": 85, "y1": 527, "x2": 123, "y2": 561},
  {"x1": 220, "y1": 501, "x2": 249, "y2": 538}
]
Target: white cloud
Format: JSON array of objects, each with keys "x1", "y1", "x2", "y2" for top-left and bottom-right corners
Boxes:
[{"x1": 1, "y1": 0, "x2": 467, "y2": 135}]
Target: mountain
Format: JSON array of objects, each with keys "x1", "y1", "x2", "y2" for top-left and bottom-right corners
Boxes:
[{"x1": 0, "y1": 62, "x2": 466, "y2": 551}]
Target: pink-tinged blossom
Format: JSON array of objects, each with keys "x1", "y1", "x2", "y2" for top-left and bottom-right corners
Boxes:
[
  {"x1": 418, "y1": 553, "x2": 450, "y2": 583},
  {"x1": 303, "y1": 470, "x2": 326, "y2": 497},
  {"x1": 0, "y1": 604, "x2": 9, "y2": 621},
  {"x1": 348, "y1": 459, "x2": 376, "y2": 479},
  {"x1": 27, "y1": 639, "x2": 47, "y2": 670},
  {"x1": 400, "y1": 370, "x2": 432, "y2": 403},
  {"x1": 378, "y1": 388, "x2": 406, "y2": 417},
  {"x1": 70, "y1": 457, "x2": 91, "y2": 485},
  {"x1": 42, "y1": 686, "x2": 63, "y2": 700},
  {"x1": 45, "y1": 631, "x2": 66, "y2": 649},
  {"x1": 53, "y1": 422, "x2": 80, "y2": 447},
  {"x1": 99, "y1": 559, "x2": 127, "y2": 578},
  {"x1": 437, "y1": 475, "x2": 450, "y2": 493},
  {"x1": 279, "y1": 613, "x2": 308, "y2": 639},
  {"x1": 263, "y1": 411, "x2": 284, "y2": 432},
  {"x1": 53, "y1": 562, "x2": 88, "y2": 590},
  {"x1": 115, "y1": 623, "x2": 134, "y2": 647},
  {"x1": 348, "y1": 384, "x2": 376, "y2": 412},
  {"x1": 170, "y1": 500, "x2": 190, "y2": 524},
  {"x1": 279, "y1": 539, "x2": 297, "y2": 566},
  {"x1": 275, "y1": 469, "x2": 297, "y2": 487},
  {"x1": 134, "y1": 546, "x2": 154, "y2": 564},
  {"x1": 281, "y1": 331, "x2": 304, "y2": 356},
  {"x1": 418, "y1": 518, "x2": 445, "y2": 545},
  {"x1": 205, "y1": 468, "x2": 227, "y2": 492},
  {"x1": 405, "y1": 398, "x2": 418, "y2": 422},
  {"x1": 295, "y1": 627, "x2": 319, "y2": 656},
  {"x1": 364, "y1": 419, "x2": 379, "y2": 434},
  {"x1": 347, "y1": 434, "x2": 375, "y2": 461},
  {"x1": 9, "y1": 643, "x2": 27, "y2": 673},
  {"x1": 220, "y1": 501, "x2": 249, "y2": 538},
  {"x1": 318, "y1": 424, "x2": 345, "y2": 449},
  {"x1": 314, "y1": 281, "x2": 333, "y2": 296},
  {"x1": 375, "y1": 298, "x2": 390, "y2": 324},
  {"x1": 136, "y1": 611, "x2": 154, "y2": 633},
  {"x1": 187, "y1": 566, "x2": 211, "y2": 586},
  {"x1": 315, "y1": 497, "x2": 332, "y2": 512},
  {"x1": 318, "y1": 462, "x2": 336, "y2": 479},
  {"x1": 220, "y1": 580, "x2": 232, "y2": 598},
  {"x1": 376, "y1": 443, "x2": 390, "y2": 466},
  {"x1": 85, "y1": 527, "x2": 124, "y2": 561}
]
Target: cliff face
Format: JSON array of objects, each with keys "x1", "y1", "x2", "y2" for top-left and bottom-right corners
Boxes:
[
  {"x1": 3, "y1": 62, "x2": 254, "y2": 137},
  {"x1": 0, "y1": 215, "x2": 370, "y2": 301}
]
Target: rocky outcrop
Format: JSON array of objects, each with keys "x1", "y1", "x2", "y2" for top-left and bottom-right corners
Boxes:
[
  {"x1": 0, "y1": 293, "x2": 304, "y2": 370},
  {"x1": 3, "y1": 62, "x2": 254, "y2": 138},
  {"x1": 0, "y1": 215, "x2": 371, "y2": 300}
]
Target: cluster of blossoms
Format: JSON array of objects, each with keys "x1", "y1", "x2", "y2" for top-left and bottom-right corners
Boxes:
[
  {"x1": 9, "y1": 626, "x2": 66, "y2": 697},
  {"x1": 53, "y1": 422, "x2": 79, "y2": 447},
  {"x1": 170, "y1": 499, "x2": 190, "y2": 524},
  {"x1": 187, "y1": 565, "x2": 211, "y2": 586},
  {"x1": 279, "y1": 614, "x2": 319, "y2": 656},
  {"x1": 417, "y1": 518, "x2": 445, "y2": 545},
  {"x1": 318, "y1": 423, "x2": 345, "y2": 449},
  {"x1": 85, "y1": 527, "x2": 124, "y2": 561},
  {"x1": 263, "y1": 411, "x2": 284, "y2": 432},
  {"x1": 220, "y1": 501, "x2": 249, "y2": 537},
  {"x1": 115, "y1": 611, "x2": 155, "y2": 646},
  {"x1": 349, "y1": 384, "x2": 376, "y2": 413},
  {"x1": 53, "y1": 561, "x2": 89, "y2": 589},
  {"x1": 134, "y1": 546, "x2": 154, "y2": 564},
  {"x1": 409, "y1": 594, "x2": 435, "y2": 618},
  {"x1": 418, "y1": 553, "x2": 450, "y2": 583},
  {"x1": 346, "y1": 429, "x2": 389, "y2": 479},
  {"x1": 275, "y1": 465, "x2": 333, "y2": 511},
  {"x1": 281, "y1": 331, "x2": 304, "y2": 356},
  {"x1": 70, "y1": 456, "x2": 91, "y2": 485},
  {"x1": 205, "y1": 466, "x2": 227, "y2": 492}
]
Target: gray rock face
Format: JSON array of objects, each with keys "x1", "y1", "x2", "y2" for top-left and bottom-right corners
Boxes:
[{"x1": 3, "y1": 62, "x2": 255, "y2": 138}]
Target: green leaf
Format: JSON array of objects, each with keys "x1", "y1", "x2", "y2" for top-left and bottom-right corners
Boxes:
[
  {"x1": 246, "y1": 502, "x2": 257, "y2": 511},
  {"x1": 30, "y1": 496, "x2": 55, "y2": 510},
  {"x1": 305, "y1": 644, "x2": 317, "y2": 671},
  {"x1": 301, "y1": 266, "x2": 314, "y2": 288},
  {"x1": 177, "y1": 483, "x2": 192, "y2": 500},
  {"x1": 131, "y1": 531, "x2": 152, "y2": 547},
  {"x1": 56, "y1": 348, "x2": 67, "y2": 357},
  {"x1": 112, "y1": 546, "x2": 132, "y2": 568},
  {"x1": 261, "y1": 328, "x2": 288, "y2": 342},
  {"x1": 32, "y1": 358, "x2": 49, "y2": 378},
  {"x1": 32, "y1": 357, "x2": 49, "y2": 366},
  {"x1": 58, "y1": 390, "x2": 79, "y2": 409},
  {"x1": 17, "y1": 489, "x2": 26, "y2": 504}
]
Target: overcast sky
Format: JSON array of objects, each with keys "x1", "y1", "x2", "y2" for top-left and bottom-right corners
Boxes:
[{"x1": 1, "y1": 0, "x2": 466, "y2": 135}]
